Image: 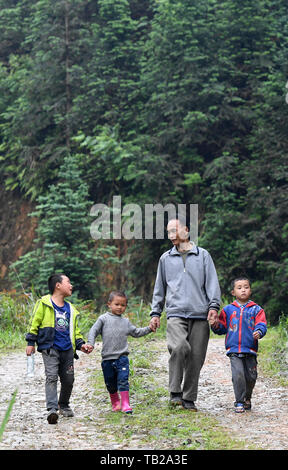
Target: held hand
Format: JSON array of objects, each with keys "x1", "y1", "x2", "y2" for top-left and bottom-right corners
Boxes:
[
  {"x1": 26, "y1": 345, "x2": 35, "y2": 356},
  {"x1": 253, "y1": 330, "x2": 261, "y2": 340},
  {"x1": 207, "y1": 309, "x2": 219, "y2": 327},
  {"x1": 209, "y1": 318, "x2": 219, "y2": 329},
  {"x1": 149, "y1": 316, "x2": 160, "y2": 332},
  {"x1": 81, "y1": 344, "x2": 94, "y2": 354}
]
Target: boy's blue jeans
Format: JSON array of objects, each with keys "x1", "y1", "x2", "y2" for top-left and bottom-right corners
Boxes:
[{"x1": 101, "y1": 355, "x2": 130, "y2": 393}]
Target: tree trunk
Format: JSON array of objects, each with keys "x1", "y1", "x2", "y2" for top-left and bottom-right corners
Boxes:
[{"x1": 64, "y1": 0, "x2": 71, "y2": 149}]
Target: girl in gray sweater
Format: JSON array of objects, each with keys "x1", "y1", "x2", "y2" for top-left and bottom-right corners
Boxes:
[{"x1": 87, "y1": 291, "x2": 153, "y2": 413}]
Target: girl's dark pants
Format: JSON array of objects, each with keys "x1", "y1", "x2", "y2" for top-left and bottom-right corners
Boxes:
[
  {"x1": 42, "y1": 347, "x2": 74, "y2": 410},
  {"x1": 229, "y1": 353, "x2": 258, "y2": 403},
  {"x1": 101, "y1": 355, "x2": 130, "y2": 393}
]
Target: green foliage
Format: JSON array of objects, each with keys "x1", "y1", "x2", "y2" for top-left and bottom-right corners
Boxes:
[
  {"x1": 0, "y1": 0, "x2": 101, "y2": 197},
  {"x1": 0, "y1": 389, "x2": 17, "y2": 441},
  {"x1": 11, "y1": 154, "x2": 118, "y2": 298},
  {"x1": 76, "y1": 0, "x2": 144, "y2": 131},
  {"x1": 0, "y1": 294, "x2": 29, "y2": 330},
  {"x1": 0, "y1": 0, "x2": 288, "y2": 321},
  {"x1": 0, "y1": 292, "x2": 34, "y2": 351},
  {"x1": 259, "y1": 315, "x2": 288, "y2": 385},
  {"x1": 0, "y1": 293, "x2": 32, "y2": 331},
  {"x1": 199, "y1": 153, "x2": 246, "y2": 290},
  {"x1": 74, "y1": 126, "x2": 182, "y2": 203}
]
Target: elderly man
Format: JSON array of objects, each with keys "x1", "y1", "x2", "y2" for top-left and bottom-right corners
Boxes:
[{"x1": 149, "y1": 218, "x2": 221, "y2": 411}]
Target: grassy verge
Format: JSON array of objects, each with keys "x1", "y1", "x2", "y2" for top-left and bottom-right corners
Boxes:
[
  {"x1": 0, "y1": 292, "x2": 34, "y2": 354},
  {"x1": 0, "y1": 389, "x2": 17, "y2": 442},
  {"x1": 87, "y1": 335, "x2": 253, "y2": 451},
  {"x1": 258, "y1": 315, "x2": 288, "y2": 386},
  {"x1": 210, "y1": 314, "x2": 288, "y2": 387}
]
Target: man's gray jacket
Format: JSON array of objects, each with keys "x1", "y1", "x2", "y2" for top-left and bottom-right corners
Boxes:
[{"x1": 150, "y1": 245, "x2": 221, "y2": 320}]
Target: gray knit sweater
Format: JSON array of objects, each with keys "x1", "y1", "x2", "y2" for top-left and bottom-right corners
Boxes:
[{"x1": 87, "y1": 312, "x2": 152, "y2": 360}]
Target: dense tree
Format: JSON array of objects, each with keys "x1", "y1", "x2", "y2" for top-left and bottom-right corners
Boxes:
[
  {"x1": 0, "y1": 0, "x2": 99, "y2": 197},
  {"x1": 75, "y1": 0, "x2": 143, "y2": 132},
  {"x1": 11, "y1": 153, "x2": 117, "y2": 298},
  {"x1": 1, "y1": 0, "x2": 288, "y2": 321},
  {"x1": 200, "y1": 0, "x2": 288, "y2": 319}
]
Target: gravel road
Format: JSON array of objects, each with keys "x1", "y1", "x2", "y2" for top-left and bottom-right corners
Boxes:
[{"x1": 0, "y1": 338, "x2": 287, "y2": 450}]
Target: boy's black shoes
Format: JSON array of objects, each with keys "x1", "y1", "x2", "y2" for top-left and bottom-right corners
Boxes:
[{"x1": 47, "y1": 409, "x2": 59, "y2": 424}]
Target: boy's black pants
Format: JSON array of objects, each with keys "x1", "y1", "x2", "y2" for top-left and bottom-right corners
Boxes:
[
  {"x1": 229, "y1": 353, "x2": 257, "y2": 403},
  {"x1": 42, "y1": 347, "x2": 74, "y2": 410}
]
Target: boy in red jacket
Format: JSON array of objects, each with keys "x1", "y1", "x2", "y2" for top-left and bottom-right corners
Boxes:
[{"x1": 211, "y1": 277, "x2": 267, "y2": 413}]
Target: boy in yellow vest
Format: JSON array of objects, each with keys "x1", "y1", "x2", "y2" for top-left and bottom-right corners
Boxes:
[{"x1": 26, "y1": 273, "x2": 90, "y2": 424}]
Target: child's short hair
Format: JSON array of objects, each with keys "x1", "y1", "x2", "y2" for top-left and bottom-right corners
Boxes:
[
  {"x1": 108, "y1": 290, "x2": 128, "y2": 303},
  {"x1": 231, "y1": 277, "x2": 251, "y2": 290},
  {"x1": 48, "y1": 273, "x2": 66, "y2": 295}
]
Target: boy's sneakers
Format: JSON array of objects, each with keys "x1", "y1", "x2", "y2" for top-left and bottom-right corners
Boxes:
[
  {"x1": 234, "y1": 399, "x2": 252, "y2": 413},
  {"x1": 234, "y1": 402, "x2": 245, "y2": 413},
  {"x1": 47, "y1": 409, "x2": 59, "y2": 424},
  {"x1": 59, "y1": 407, "x2": 74, "y2": 417},
  {"x1": 244, "y1": 399, "x2": 251, "y2": 410}
]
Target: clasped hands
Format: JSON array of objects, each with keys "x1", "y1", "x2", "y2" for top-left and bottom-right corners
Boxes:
[
  {"x1": 207, "y1": 309, "x2": 219, "y2": 328},
  {"x1": 81, "y1": 344, "x2": 94, "y2": 354},
  {"x1": 150, "y1": 311, "x2": 220, "y2": 331}
]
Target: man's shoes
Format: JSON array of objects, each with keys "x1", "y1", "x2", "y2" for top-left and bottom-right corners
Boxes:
[
  {"x1": 47, "y1": 409, "x2": 59, "y2": 424},
  {"x1": 182, "y1": 399, "x2": 197, "y2": 412},
  {"x1": 169, "y1": 392, "x2": 183, "y2": 407},
  {"x1": 59, "y1": 407, "x2": 74, "y2": 417}
]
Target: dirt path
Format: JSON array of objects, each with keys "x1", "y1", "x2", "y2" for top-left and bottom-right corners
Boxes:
[{"x1": 0, "y1": 338, "x2": 287, "y2": 450}]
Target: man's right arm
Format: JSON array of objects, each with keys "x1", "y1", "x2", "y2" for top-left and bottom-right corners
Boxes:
[{"x1": 149, "y1": 316, "x2": 160, "y2": 331}]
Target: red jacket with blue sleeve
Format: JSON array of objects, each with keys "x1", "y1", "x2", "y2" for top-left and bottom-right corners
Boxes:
[{"x1": 212, "y1": 301, "x2": 267, "y2": 356}]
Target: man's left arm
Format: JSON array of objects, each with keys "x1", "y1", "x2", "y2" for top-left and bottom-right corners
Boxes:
[{"x1": 204, "y1": 251, "x2": 221, "y2": 324}]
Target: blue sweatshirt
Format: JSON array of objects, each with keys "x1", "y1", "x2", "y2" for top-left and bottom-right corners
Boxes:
[{"x1": 212, "y1": 300, "x2": 267, "y2": 356}]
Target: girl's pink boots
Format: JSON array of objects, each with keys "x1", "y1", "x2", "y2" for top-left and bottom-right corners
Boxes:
[
  {"x1": 120, "y1": 391, "x2": 132, "y2": 414},
  {"x1": 109, "y1": 392, "x2": 121, "y2": 411}
]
